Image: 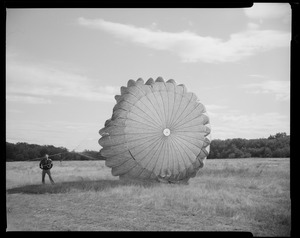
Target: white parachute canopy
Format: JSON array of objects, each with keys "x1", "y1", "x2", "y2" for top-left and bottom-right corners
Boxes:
[{"x1": 99, "y1": 77, "x2": 211, "y2": 183}]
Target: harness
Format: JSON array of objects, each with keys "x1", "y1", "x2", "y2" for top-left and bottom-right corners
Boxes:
[{"x1": 40, "y1": 158, "x2": 53, "y2": 170}]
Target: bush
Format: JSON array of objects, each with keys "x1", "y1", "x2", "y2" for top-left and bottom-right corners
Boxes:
[
  {"x1": 207, "y1": 133, "x2": 289, "y2": 159},
  {"x1": 6, "y1": 142, "x2": 103, "y2": 161}
]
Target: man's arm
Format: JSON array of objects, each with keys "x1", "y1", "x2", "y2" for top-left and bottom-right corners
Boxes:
[
  {"x1": 48, "y1": 159, "x2": 53, "y2": 169},
  {"x1": 39, "y1": 158, "x2": 45, "y2": 169}
]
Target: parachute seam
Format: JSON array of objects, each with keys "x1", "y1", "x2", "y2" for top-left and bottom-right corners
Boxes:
[
  {"x1": 128, "y1": 96, "x2": 163, "y2": 128},
  {"x1": 149, "y1": 84, "x2": 166, "y2": 129},
  {"x1": 128, "y1": 150, "x2": 136, "y2": 161},
  {"x1": 125, "y1": 90, "x2": 163, "y2": 128},
  {"x1": 108, "y1": 153, "x2": 133, "y2": 169},
  {"x1": 200, "y1": 147, "x2": 209, "y2": 156},
  {"x1": 99, "y1": 132, "x2": 158, "y2": 145},
  {"x1": 168, "y1": 137, "x2": 177, "y2": 180},
  {"x1": 126, "y1": 110, "x2": 161, "y2": 130},
  {"x1": 166, "y1": 138, "x2": 171, "y2": 178},
  {"x1": 166, "y1": 90, "x2": 174, "y2": 128},
  {"x1": 172, "y1": 136, "x2": 199, "y2": 176},
  {"x1": 159, "y1": 90, "x2": 166, "y2": 128},
  {"x1": 159, "y1": 83, "x2": 168, "y2": 128},
  {"x1": 172, "y1": 99, "x2": 202, "y2": 129},
  {"x1": 174, "y1": 124, "x2": 210, "y2": 132},
  {"x1": 128, "y1": 135, "x2": 162, "y2": 163},
  {"x1": 171, "y1": 135, "x2": 189, "y2": 171},
  {"x1": 172, "y1": 135, "x2": 197, "y2": 165},
  {"x1": 171, "y1": 93, "x2": 194, "y2": 130},
  {"x1": 174, "y1": 113, "x2": 209, "y2": 130},
  {"x1": 167, "y1": 82, "x2": 177, "y2": 129},
  {"x1": 128, "y1": 153, "x2": 157, "y2": 177},
  {"x1": 164, "y1": 87, "x2": 170, "y2": 127},
  {"x1": 108, "y1": 132, "x2": 161, "y2": 167},
  {"x1": 175, "y1": 133, "x2": 206, "y2": 152},
  {"x1": 169, "y1": 136, "x2": 189, "y2": 179},
  {"x1": 102, "y1": 134, "x2": 159, "y2": 157},
  {"x1": 169, "y1": 92, "x2": 181, "y2": 128},
  {"x1": 148, "y1": 137, "x2": 165, "y2": 176},
  {"x1": 169, "y1": 90, "x2": 184, "y2": 129},
  {"x1": 125, "y1": 118, "x2": 159, "y2": 131},
  {"x1": 125, "y1": 134, "x2": 160, "y2": 144},
  {"x1": 110, "y1": 131, "x2": 160, "y2": 136},
  {"x1": 134, "y1": 84, "x2": 165, "y2": 126},
  {"x1": 135, "y1": 136, "x2": 164, "y2": 179},
  {"x1": 110, "y1": 117, "x2": 156, "y2": 132},
  {"x1": 174, "y1": 133, "x2": 209, "y2": 143},
  {"x1": 152, "y1": 137, "x2": 166, "y2": 176},
  {"x1": 126, "y1": 162, "x2": 153, "y2": 179},
  {"x1": 172, "y1": 135, "x2": 206, "y2": 167},
  {"x1": 106, "y1": 155, "x2": 132, "y2": 168},
  {"x1": 167, "y1": 137, "x2": 177, "y2": 177},
  {"x1": 158, "y1": 139, "x2": 166, "y2": 177},
  {"x1": 164, "y1": 139, "x2": 170, "y2": 177},
  {"x1": 112, "y1": 159, "x2": 136, "y2": 176},
  {"x1": 125, "y1": 134, "x2": 160, "y2": 149},
  {"x1": 119, "y1": 99, "x2": 162, "y2": 129},
  {"x1": 139, "y1": 94, "x2": 164, "y2": 127}
]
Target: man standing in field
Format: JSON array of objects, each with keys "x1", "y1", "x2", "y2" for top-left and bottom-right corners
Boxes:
[{"x1": 39, "y1": 154, "x2": 55, "y2": 184}]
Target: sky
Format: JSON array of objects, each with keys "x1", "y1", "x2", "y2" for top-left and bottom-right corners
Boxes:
[{"x1": 6, "y1": 4, "x2": 291, "y2": 152}]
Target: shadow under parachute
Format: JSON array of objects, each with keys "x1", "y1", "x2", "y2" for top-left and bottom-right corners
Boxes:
[{"x1": 6, "y1": 179, "x2": 159, "y2": 195}]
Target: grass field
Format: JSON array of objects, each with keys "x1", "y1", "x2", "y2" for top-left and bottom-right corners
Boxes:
[{"x1": 6, "y1": 158, "x2": 290, "y2": 235}]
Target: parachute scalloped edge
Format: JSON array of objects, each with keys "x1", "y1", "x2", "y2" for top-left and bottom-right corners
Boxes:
[
  {"x1": 98, "y1": 77, "x2": 211, "y2": 183},
  {"x1": 127, "y1": 79, "x2": 136, "y2": 87},
  {"x1": 136, "y1": 78, "x2": 144, "y2": 84},
  {"x1": 155, "y1": 76, "x2": 164, "y2": 83},
  {"x1": 166, "y1": 79, "x2": 176, "y2": 84},
  {"x1": 145, "y1": 78, "x2": 155, "y2": 85}
]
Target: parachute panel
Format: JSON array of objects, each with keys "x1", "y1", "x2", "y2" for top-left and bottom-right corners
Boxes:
[{"x1": 99, "y1": 77, "x2": 211, "y2": 183}]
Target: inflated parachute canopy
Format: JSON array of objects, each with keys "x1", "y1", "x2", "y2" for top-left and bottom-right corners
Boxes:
[{"x1": 99, "y1": 77, "x2": 211, "y2": 183}]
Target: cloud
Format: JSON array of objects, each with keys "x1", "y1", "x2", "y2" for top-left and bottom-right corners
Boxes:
[
  {"x1": 244, "y1": 3, "x2": 291, "y2": 21},
  {"x1": 247, "y1": 22, "x2": 260, "y2": 30},
  {"x1": 6, "y1": 61, "x2": 119, "y2": 103},
  {"x1": 6, "y1": 95, "x2": 52, "y2": 104},
  {"x1": 6, "y1": 119, "x2": 101, "y2": 150},
  {"x1": 242, "y1": 80, "x2": 290, "y2": 101},
  {"x1": 210, "y1": 110, "x2": 289, "y2": 140},
  {"x1": 205, "y1": 104, "x2": 228, "y2": 117},
  {"x1": 204, "y1": 103, "x2": 289, "y2": 140},
  {"x1": 78, "y1": 17, "x2": 290, "y2": 63},
  {"x1": 206, "y1": 104, "x2": 228, "y2": 111},
  {"x1": 6, "y1": 109, "x2": 23, "y2": 114},
  {"x1": 248, "y1": 74, "x2": 267, "y2": 79}
]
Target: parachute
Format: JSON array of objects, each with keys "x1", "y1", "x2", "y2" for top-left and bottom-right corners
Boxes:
[{"x1": 99, "y1": 77, "x2": 211, "y2": 183}]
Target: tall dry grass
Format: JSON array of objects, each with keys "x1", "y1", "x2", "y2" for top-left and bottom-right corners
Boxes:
[
  {"x1": 6, "y1": 158, "x2": 290, "y2": 235},
  {"x1": 6, "y1": 160, "x2": 113, "y2": 189}
]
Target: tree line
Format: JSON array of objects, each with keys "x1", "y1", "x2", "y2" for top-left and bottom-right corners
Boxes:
[
  {"x1": 6, "y1": 132, "x2": 289, "y2": 161},
  {"x1": 207, "y1": 132, "x2": 290, "y2": 159},
  {"x1": 5, "y1": 142, "x2": 105, "y2": 162}
]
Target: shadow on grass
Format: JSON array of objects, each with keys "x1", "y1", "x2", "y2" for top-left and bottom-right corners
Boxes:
[{"x1": 6, "y1": 179, "x2": 159, "y2": 195}]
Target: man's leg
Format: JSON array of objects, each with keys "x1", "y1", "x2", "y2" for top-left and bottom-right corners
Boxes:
[
  {"x1": 46, "y1": 170, "x2": 55, "y2": 184},
  {"x1": 42, "y1": 170, "x2": 46, "y2": 184}
]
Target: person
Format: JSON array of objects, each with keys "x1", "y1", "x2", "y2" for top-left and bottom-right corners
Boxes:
[{"x1": 39, "y1": 154, "x2": 55, "y2": 184}]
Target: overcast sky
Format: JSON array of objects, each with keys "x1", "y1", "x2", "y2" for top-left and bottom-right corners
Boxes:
[{"x1": 6, "y1": 4, "x2": 291, "y2": 151}]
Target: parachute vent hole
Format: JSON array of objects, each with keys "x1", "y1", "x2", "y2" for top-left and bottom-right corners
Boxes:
[{"x1": 163, "y1": 128, "x2": 171, "y2": 137}]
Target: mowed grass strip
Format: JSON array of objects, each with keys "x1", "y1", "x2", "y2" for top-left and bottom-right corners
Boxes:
[{"x1": 6, "y1": 159, "x2": 290, "y2": 235}]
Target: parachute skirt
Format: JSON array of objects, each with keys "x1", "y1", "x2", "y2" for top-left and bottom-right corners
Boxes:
[{"x1": 99, "y1": 77, "x2": 211, "y2": 183}]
